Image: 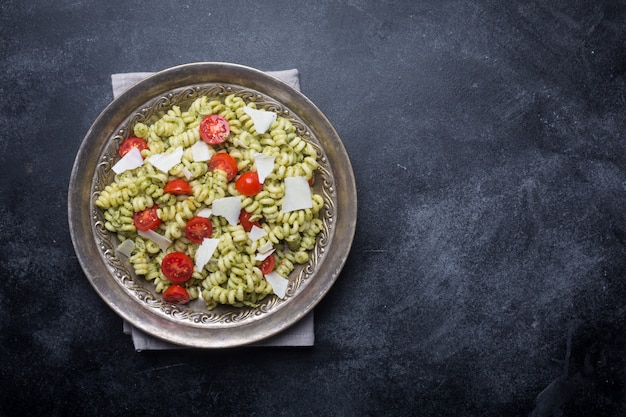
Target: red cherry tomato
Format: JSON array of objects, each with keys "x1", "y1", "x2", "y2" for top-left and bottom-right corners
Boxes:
[
  {"x1": 235, "y1": 172, "x2": 263, "y2": 196},
  {"x1": 119, "y1": 137, "x2": 148, "y2": 157},
  {"x1": 259, "y1": 254, "x2": 275, "y2": 275},
  {"x1": 208, "y1": 153, "x2": 238, "y2": 181},
  {"x1": 200, "y1": 114, "x2": 230, "y2": 144},
  {"x1": 162, "y1": 285, "x2": 190, "y2": 305},
  {"x1": 133, "y1": 206, "x2": 161, "y2": 231},
  {"x1": 163, "y1": 179, "x2": 193, "y2": 195},
  {"x1": 239, "y1": 209, "x2": 261, "y2": 232},
  {"x1": 161, "y1": 252, "x2": 194, "y2": 284},
  {"x1": 184, "y1": 216, "x2": 213, "y2": 244}
]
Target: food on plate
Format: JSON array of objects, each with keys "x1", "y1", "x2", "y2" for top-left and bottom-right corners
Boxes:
[
  {"x1": 163, "y1": 178, "x2": 193, "y2": 195},
  {"x1": 119, "y1": 137, "x2": 149, "y2": 157},
  {"x1": 235, "y1": 172, "x2": 263, "y2": 196},
  {"x1": 95, "y1": 93, "x2": 324, "y2": 309},
  {"x1": 162, "y1": 284, "x2": 190, "y2": 305}
]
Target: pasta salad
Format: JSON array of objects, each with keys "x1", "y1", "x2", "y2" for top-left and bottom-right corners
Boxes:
[{"x1": 95, "y1": 93, "x2": 324, "y2": 310}]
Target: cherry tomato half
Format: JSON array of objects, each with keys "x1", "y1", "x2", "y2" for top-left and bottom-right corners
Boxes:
[
  {"x1": 239, "y1": 209, "x2": 261, "y2": 232},
  {"x1": 200, "y1": 114, "x2": 230, "y2": 144},
  {"x1": 208, "y1": 153, "x2": 238, "y2": 181},
  {"x1": 161, "y1": 252, "x2": 194, "y2": 284},
  {"x1": 163, "y1": 178, "x2": 193, "y2": 195},
  {"x1": 260, "y1": 254, "x2": 275, "y2": 275},
  {"x1": 235, "y1": 172, "x2": 263, "y2": 196},
  {"x1": 133, "y1": 206, "x2": 161, "y2": 231},
  {"x1": 162, "y1": 285, "x2": 190, "y2": 305},
  {"x1": 185, "y1": 216, "x2": 213, "y2": 244},
  {"x1": 119, "y1": 137, "x2": 148, "y2": 157}
]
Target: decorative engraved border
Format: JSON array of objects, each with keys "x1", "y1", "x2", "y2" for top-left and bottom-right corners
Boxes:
[{"x1": 91, "y1": 84, "x2": 335, "y2": 326}]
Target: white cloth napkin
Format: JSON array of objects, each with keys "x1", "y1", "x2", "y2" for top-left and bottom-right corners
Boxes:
[{"x1": 112, "y1": 68, "x2": 314, "y2": 350}]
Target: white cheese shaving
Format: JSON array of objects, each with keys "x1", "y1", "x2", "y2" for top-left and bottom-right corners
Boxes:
[
  {"x1": 233, "y1": 138, "x2": 249, "y2": 149},
  {"x1": 137, "y1": 229, "x2": 172, "y2": 252},
  {"x1": 243, "y1": 106, "x2": 277, "y2": 134},
  {"x1": 182, "y1": 167, "x2": 193, "y2": 180},
  {"x1": 112, "y1": 147, "x2": 144, "y2": 174},
  {"x1": 196, "y1": 208, "x2": 212, "y2": 218},
  {"x1": 116, "y1": 239, "x2": 135, "y2": 257},
  {"x1": 195, "y1": 238, "x2": 220, "y2": 271},
  {"x1": 248, "y1": 225, "x2": 267, "y2": 241},
  {"x1": 264, "y1": 271, "x2": 288, "y2": 299},
  {"x1": 281, "y1": 176, "x2": 313, "y2": 213},
  {"x1": 190, "y1": 141, "x2": 214, "y2": 162},
  {"x1": 211, "y1": 196, "x2": 241, "y2": 226},
  {"x1": 146, "y1": 146, "x2": 183, "y2": 173},
  {"x1": 255, "y1": 248, "x2": 275, "y2": 262},
  {"x1": 257, "y1": 241, "x2": 274, "y2": 254},
  {"x1": 253, "y1": 153, "x2": 275, "y2": 184}
]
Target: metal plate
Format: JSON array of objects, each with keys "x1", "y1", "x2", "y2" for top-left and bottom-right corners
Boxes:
[{"x1": 68, "y1": 62, "x2": 357, "y2": 348}]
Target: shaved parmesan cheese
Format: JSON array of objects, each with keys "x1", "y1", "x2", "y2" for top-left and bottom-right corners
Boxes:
[
  {"x1": 248, "y1": 225, "x2": 267, "y2": 241},
  {"x1": 182, "y1": 167, "x2": 193, "y2": 180},
  {"x1": 243, "y1": 106, "x2": 277, "y2": 134},
  {"x1": 233, "y1": 138, "x2": 249, "y2": 148},
  {"x1": 255, "y1": 248, "x2": 275, "y2": 262},
  {"x1": 137, "y1": 229, "x2": 172, "y2": 252},
  {"x1": 116, "y1": 239, "x2": 135, "y2": 257},
  {"x1": 264, "y1": 272, "x2": 288, "y2": 299},
  {"x1": 212, "y1": 196, "x2": 241, "y2": 226},
  {"x1": 190, "y1": 141, "x2": 213, "y2": 162},
  {"x1": 195, "y1": 238, "x2": 220, "y2": 271},
  {"x1": 253, "y1": 153, "x2": 275, "y2": 184},
  {"x1": 146, "y1": 146, "x2": 183, "y2": 173},
  {"x1": 112, "y1": 147, "x2": 144, "y2": 174},
  {"x1": 257, "y1": 241, "x2": 274, "y2": 254},
  {"x1": 196, "y1": 208, "x2": 212, "y2": 218},
  {"x1": 281, "y1": 176, "x2": 313, "y2": 213}
]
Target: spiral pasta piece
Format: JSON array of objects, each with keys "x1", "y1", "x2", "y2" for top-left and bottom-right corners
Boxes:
[{"x1": 169, "y1": 127, "x2": 200, "y2": 148}]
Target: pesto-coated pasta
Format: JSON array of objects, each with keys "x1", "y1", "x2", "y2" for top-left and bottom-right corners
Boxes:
[{"x1": 95, "y1": 93, "x2": 325, "y2": 310}]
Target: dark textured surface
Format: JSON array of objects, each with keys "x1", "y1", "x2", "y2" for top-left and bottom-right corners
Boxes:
[{"x1": 1, "y1": 1, "x2": 625, "y2": 416}]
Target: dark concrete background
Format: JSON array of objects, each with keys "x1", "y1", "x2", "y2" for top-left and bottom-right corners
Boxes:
[{"x1": 1, "y1": 1, "x2": 625, "y2": 416}]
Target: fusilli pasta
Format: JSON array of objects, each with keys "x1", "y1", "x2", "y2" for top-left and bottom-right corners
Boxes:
[{"x1": 95, "y1": 93, "x2": 324, "y2": 310}]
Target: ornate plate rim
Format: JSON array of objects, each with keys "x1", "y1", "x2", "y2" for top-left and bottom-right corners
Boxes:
[{"x1": 68, "y1": 62, "x2": 357, "y2": 348}]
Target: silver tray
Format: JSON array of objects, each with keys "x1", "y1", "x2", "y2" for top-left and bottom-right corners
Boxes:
[{"x1": 68, "y1": 62, "x2": 357, "y2": 348}]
